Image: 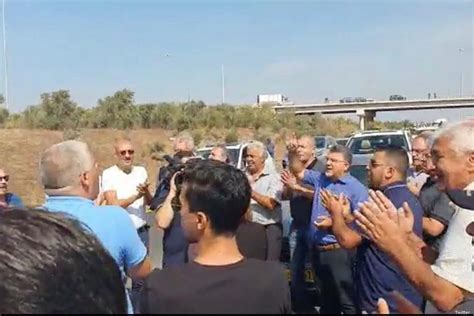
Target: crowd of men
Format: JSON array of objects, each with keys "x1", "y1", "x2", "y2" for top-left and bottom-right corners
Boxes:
[{"x1": 0, "y1": 119, "x2": 473, "y2": 314}]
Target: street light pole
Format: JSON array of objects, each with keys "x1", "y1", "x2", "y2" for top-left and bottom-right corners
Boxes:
[
  {"x1": 2, "y1": 0, "x2": 8, "y2": 110},
  {"x1": 221, "y1": 64, "x2": 225, "y2": 105},
  {"x1": 459, "y1": 48, "x2": 464, "y2": 97}
]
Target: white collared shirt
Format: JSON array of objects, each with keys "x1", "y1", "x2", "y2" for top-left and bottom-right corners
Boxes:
[{"x1": 431, "y1": 181, "x2": 474, "y2": 293}]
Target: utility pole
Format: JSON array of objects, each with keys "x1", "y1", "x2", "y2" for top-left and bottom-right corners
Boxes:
[
  {"x1": 2, "y1": 0, "x2": 8, "y2": 110},
  {"x1": 459, "y1": 48, "x2": 464, "y2": 97}
]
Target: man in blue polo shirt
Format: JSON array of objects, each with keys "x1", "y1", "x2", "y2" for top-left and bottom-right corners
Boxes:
[
  {"x1": 323, "y1": 145, "x2": 423, "y2": 313},
  {"x1": 39, "y1": 140, "x2": 152, "y2": 314},
  {"x1": 292, "y1": 145, "x2": 368, "y2": 314}
]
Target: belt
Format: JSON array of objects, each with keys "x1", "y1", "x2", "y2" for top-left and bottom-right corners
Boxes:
[
  {"x1": 315, "y1": 243, "x2": 341, "y2": 252},
  {"x1": 137, "y1": 224, "x2": 150, "y2": 234}
]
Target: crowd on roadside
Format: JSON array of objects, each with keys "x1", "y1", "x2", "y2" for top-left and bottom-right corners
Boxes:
[{"x1": 0, "y1": 119, "x2": 473, "y2": 314}]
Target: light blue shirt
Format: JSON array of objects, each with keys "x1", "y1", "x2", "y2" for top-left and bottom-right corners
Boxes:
[
  {"x1": 303, "y1": 170, "x2": 369, "y2": 245},
  {"x1": 44, "y1": 196, "x2": 147, "y2": 314}
]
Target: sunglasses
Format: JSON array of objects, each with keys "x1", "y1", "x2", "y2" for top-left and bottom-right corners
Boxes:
[
  {"x1": 0, "y1": 175, "x2": 9, "y2": 182},
  {"x1": 119, "y1": 150, "x2": 135, "y2": 156}
]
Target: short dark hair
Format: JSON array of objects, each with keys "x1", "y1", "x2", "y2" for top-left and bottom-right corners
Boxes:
[
  {"x1": 375, "y1": 145, "x2": 409, "y2": 179},
  {"x1": 0, "y1": 208, "x2": 127, "y2": 314},
  {"x1": 329, "y1": 145, "x2": 352, "y2": 164},
  {"x1": 182, "y1": 159, "x2": 251, "y2": 236}
]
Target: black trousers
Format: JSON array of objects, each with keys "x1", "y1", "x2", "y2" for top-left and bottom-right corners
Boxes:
[
  {"x1": 264, "y1": 223, "x2": 283, "y2": 261},
  {"x1": 312, "y1": 246, "x2": 357, "y2": 314}
]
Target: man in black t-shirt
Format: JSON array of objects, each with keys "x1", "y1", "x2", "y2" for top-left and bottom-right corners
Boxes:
[
  {"x1": 140, "y1": 160, "x2": 291, "y2": 314},
  {"x1": 236, "y1": 213, "x2": 268, "y2": 261},
  {"x1": 281, "y1": 134, "x2": 323, "y2": 313}
]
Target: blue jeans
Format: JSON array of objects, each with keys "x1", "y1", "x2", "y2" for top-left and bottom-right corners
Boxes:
[
  {"x1": 289, "y1": 223, "x2": 312, "y2": 312},
  {"x1": 130, "y1": 228, "x2": 150, "y2": 313}
]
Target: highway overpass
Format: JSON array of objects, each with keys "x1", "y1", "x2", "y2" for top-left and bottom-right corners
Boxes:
[{"x1": 272, "y1": 97, "x2": 474, "y2": 130}]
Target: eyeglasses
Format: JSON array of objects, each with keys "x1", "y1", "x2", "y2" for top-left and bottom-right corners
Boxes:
[
  {"x1": 0, "y1": 175, "x2": 9, "y2": 182},
  {"x1": 119, "y1": 150, "x2": 135, "y2": 156}
]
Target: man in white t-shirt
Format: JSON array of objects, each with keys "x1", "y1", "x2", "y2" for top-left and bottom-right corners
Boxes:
[{"x1": 102, "y1": 136, "x2": 152, "y2": 313}]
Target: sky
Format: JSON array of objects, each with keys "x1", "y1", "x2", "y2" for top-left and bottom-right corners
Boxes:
[{"x1": 1, "y1": 0, "x2": 473, "y2": 122}]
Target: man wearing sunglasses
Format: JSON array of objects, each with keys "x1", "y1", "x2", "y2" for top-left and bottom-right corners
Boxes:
[
  {"x1": 101, "y1": 136, "x2": 152, "y2": 313},
  {"x1": 0, "y1": 169, "x2": 23, "y2": 209}
]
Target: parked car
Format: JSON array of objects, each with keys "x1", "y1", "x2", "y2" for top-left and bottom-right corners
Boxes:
[
  {"x1": 315, "y1": 135, "x2": 337, "y2": 157},
  {"x1": 195, "y1": 142, "x2": 276, "y2": 172},
  {"x1": 349, "y1": 155, "x2": 370, "y2": 187},
  {"x1": 389, "y1": 94, "x2": 407, "y2": 101},
  {"x1": 336, "y1": 137, "x2": 349, "y2": 146},
  {"x1": 346, "y1": 130, "x2": 412, "y2": 186}
]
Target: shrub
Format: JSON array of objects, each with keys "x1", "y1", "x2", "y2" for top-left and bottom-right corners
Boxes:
[
  {"x1": 225, "y1": 129, "x2": 239, "y2": 144},
  {"x1": 147, "y1": 140, "x2": 166, "y2": 160},
  {"x1": 63, "y1": 128, "x2": 82, "y2": 140}
]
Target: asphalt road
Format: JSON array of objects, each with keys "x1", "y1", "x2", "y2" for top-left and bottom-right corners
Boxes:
[{"x1": 145, "y1": 212, "x2": 163, "y2": 269}]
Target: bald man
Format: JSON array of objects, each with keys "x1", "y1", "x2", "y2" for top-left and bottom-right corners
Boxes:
[{"x1": 101, "y1": 136, "x2": 152, "y2": 313}]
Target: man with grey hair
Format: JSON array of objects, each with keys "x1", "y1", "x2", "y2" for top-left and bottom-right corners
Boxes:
[
  {"x1": 173, "y1": 132, "x2": 195, "y2": 155},
  {"x1": 209, "y1": 145, "x2": 230, "y2": 164},
  {"x1": 151, "y1": 133, "x2": 196, "y2": 268},
  {"x1": 244, "y1": 141, "x2": 283, "y2": 261},
  {"x1": 419, "y1": 133, "x2": 455, "y2": 251},
  {"x1": 354, "y1": 119, "x2": 474, "y2": 314},
  {"x1": 407, "y1": 132, "x2": 431, "y2": 196},
  {"x1": 40, "y1": 140, "x2": 152, "y2": 314}
]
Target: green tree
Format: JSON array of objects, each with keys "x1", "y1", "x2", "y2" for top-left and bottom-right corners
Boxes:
[
  {"x1": 0, "y1": 108, "x2": 9, "y2": 126},
  {"x1": 93, "y1": 89, "x2": 139, "y2": 129},
  {"x1": 39, "y1": 90, "x2": 80, "y2": 130},
  {"x1": 225, "y1": 128, "x2": 239, "y2": 143},
  {"x1": 137, "y1": 103, "x2": 156, "y2": 128}
]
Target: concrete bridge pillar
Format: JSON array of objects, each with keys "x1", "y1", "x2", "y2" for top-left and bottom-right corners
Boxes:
[{"x1": 356, "y1": 109, "x2": 376, "y2": 130}]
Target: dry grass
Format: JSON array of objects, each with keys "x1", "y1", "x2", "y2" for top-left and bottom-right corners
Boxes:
[{"x1": 0, "y1": 128, "x2": 287, "y2": 206}]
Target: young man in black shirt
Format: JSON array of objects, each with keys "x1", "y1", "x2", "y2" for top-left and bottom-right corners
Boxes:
[{"x1": 140, "y1": 160, "x2": 291, "y2": 314}]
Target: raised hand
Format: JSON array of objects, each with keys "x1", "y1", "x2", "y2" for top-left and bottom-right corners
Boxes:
[
  {"x1": 281, "y1": 170, "x2": 297, "y2": 190},
  {"x1": 285, "y1": 132, "x2": 298, "y2": 153}
]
